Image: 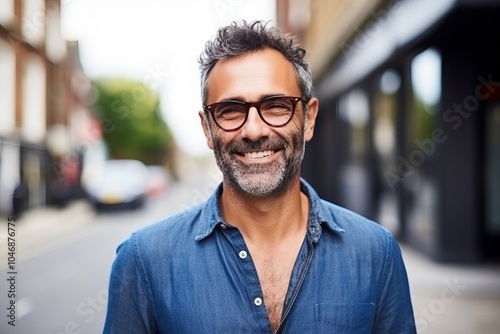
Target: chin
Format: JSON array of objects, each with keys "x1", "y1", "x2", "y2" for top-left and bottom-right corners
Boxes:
[{"x1": 233, "y1": 174, "x2": 290, "y2": 197}]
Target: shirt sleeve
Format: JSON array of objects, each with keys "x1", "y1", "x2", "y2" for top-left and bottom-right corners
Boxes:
[
  {"x1": 373, "y1": 232, "x2": 417, "y2": 334},
  {"x1": 103, "y1": 233, "x2": 159, "y2": 334}
]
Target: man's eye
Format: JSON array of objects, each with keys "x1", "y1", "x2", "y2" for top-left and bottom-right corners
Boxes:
[
  {"x1": 263, "y1": 101, "x2": 292, "y2": 111},
  {"x1": 217, "y1": 106, "x2": 245, "y2": 118},
  {"x1": 268, "y1": 103, "x2": 289, "y2": 109}
]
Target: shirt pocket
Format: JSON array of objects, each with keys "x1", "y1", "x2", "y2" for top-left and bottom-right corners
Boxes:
[{"x1": 314, "y1": 303, "x2": 376, "y2": 334}]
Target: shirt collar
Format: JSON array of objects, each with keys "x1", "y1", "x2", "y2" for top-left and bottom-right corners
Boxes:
[{"x1": 195, "y1": 178, "x2": 345, "y2": 241}]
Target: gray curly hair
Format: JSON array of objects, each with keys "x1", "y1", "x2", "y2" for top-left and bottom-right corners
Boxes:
[{"x1": 198, "y1": 20, "x2": 313, "y2": 106}]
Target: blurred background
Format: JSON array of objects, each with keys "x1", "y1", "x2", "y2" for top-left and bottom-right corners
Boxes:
[{"x1": 0, "y1": 0, "x2": 499, "y2": 333}]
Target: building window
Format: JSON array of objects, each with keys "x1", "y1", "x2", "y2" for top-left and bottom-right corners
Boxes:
[
  {"x1": 0, "y1": 40, "x2": 16, "y2": 136},
  {"x1": 375, "y1": 69, "x2": 400, "y2": 234},
  {"x1": 45, "y1": 3, "x2": 66, "y2": 62},
  {"x1": 22, "y1": 54, "x2": 46, "y2": 143},
  {"x1": 339, "y1": 88, "x2": 369, "y2": 164},
  {"x1": 406, "y1": 47, "x2": 442, "y2": 250},
  {"x1": 22, "y1": 0, "x2": 46, "y2": 46},
  {"x1": 338, "y1": 88, "x2": 371, "y2": 216},
  {"x1": 0, "y1": 0, "x2": 15, "y2": 26}
]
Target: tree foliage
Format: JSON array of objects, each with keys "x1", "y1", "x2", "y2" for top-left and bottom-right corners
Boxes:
[{"x1": 92, "y1": 78, "x2": 175, "y2": 166}]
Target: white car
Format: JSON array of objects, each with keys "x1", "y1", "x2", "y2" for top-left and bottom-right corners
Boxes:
[{"x1": 84, "y1": 159, "x2": 148, "y2": 210}]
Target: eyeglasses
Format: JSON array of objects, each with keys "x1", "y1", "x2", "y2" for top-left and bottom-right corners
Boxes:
[{"x1": 204, "y1": 96, "x2": 306, "y2": 131}]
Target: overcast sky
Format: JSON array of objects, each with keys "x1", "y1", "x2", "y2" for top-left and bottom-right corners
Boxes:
[{"x1": 62, "y1": 0, "x2": 276, "y2": 156}]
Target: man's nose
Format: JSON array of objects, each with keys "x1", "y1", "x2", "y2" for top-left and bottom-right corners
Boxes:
[{"x1": 240, "y1": 107, "x2": 270, "y2": 140}]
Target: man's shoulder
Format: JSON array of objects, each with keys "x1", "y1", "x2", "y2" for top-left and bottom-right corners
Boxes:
[
  {"x1": 128, "y1": 201, "x2": 206, "y2": 248},
  {"x1": 317, "y1": 199, "x2": 402, "y2": 264},
  {"x1": 319, "y1": 199, "x2": 393, "y2": 240},
  {"x1": 112, "y1": 201, "x2": 210, "y2": 274}
]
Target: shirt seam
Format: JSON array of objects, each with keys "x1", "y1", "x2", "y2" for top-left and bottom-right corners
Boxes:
[
  {"x1": 131, "y1": 232, "x2": 160, "y2": 331},
  {"x1": 373, "y1": 230, "x2": 394, "y2": 330}
]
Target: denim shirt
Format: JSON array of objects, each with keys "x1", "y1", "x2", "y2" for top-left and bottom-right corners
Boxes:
[{"x1": 103, "y1": 179, "x2": 416, "y2": 333}]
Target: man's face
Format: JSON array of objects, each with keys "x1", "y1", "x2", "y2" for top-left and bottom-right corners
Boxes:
[{"x1": 200, "y1": 49, "x2": 318, "y2": 197}]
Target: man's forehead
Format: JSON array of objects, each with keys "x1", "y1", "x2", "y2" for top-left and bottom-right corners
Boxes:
[
  {"x1": 206, "y1": 49, "x2": 299, "y2": 102},
  {"x1": 212, "y1": 48, "x2": 291, "y2": 70}
]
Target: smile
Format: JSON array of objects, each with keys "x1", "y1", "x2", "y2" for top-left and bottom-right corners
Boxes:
[{"x1": 244, "y1": 150, "x2": 275, "y2": 159}]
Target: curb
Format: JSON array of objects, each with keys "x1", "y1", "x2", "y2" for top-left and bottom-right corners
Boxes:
[{"x1": 0, "y1": 200, "x2": 97, "y2": 268}]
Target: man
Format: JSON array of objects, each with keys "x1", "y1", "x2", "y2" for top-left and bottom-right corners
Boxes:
[{"x1": 104, "y1": 21, "x2": 416, "y2": 333}]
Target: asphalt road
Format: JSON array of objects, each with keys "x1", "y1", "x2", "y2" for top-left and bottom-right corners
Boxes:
[{"x1": 0, "y1": 174, "x2": 219, "y2": 334}]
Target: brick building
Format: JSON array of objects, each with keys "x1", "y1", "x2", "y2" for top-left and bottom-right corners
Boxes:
[{"x1": 0, "y1": 0, "x2": 91, "y2": 216}]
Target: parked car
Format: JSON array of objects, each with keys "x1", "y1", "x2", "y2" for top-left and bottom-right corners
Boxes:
[
  {"x1": 84, "y1": 159, "x2": 148, "y2": 210},
  {"x1": 146, "y1": 165, "x2": 170, "y2": 198}
]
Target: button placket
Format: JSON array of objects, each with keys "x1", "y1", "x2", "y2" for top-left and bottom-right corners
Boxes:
[{"x1": 222, "y1": 227, "x2": 268, "y2": 327}]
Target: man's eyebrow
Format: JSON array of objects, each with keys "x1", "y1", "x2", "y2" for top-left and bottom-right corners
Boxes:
[{"x1": 219, "y1": 94, "x2": 287, "y2": 103}]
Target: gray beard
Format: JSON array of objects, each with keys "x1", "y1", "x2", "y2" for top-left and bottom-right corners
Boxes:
[{"x1": 212, "y1": 131, "x2": 305, "y2": 197}]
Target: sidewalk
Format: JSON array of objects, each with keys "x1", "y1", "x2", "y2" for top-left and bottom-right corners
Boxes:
[
  {"x1": 401, "y1": 245, "x2": 500, "y2": 334},
  {"x1": 0, "y1": 200, "x2": 97, "y2": 267}
]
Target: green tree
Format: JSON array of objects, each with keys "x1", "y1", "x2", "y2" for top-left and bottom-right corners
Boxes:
[{"x1": 92, "y1": 78, "x2": 175, "y2": 168}]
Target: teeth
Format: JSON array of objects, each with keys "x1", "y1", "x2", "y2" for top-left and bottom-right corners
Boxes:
[{"x1": 245, "y1": 150, "x2": 274, "y2": 159}]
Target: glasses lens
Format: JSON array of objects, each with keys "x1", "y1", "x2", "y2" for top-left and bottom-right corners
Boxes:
[
  {"x1": 260, "y1": 97, "x2": 295, "y2": 126},
  {"x1": 213, "y1": 102, "x2": 247, "y2": 130}
]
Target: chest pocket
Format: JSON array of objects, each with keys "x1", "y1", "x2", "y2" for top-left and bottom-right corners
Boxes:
[{"x1": 314, "y1": 303, "x2": 376, "y2": 334}]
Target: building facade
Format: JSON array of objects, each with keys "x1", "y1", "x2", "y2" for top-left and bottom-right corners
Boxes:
[
  {"x1": 0, "y1": 0, "x2": 91, "y2": 217},
  {"x1": 278, "y1": 0, "x2": 500, "y2": 263}
]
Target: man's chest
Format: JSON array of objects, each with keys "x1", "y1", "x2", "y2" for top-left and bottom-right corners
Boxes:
[
  {"x1": 150, "y1": 235, "x2": 379, "y2": 333},
  {"x1": 252, "y1": 253, "x2": 298, "y2": 331}
]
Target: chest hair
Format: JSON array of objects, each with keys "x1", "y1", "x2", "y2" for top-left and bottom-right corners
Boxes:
[{"x1": 254, "y1": 253, "x2": 297, "y2": 332}]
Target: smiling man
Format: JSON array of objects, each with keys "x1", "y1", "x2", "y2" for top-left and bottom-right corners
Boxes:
[{"x1": 103, "y1": 21, "x2": 416, "y2": 334}]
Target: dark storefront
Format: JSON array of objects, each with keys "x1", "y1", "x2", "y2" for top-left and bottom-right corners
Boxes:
[{"x1": 303, "y1": 0, "x2": 500, "y2": 262}]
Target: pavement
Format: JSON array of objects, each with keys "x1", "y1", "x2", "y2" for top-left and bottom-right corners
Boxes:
[
  {"x1": 0, "y1": 200, "x2": 97, "y2": 268},
  {"x1": 1, "y1": 200, "x2": 500, "y2": 333},
  {"x1": 401, "y1": 245, "x2": 500, "y2": 334}
]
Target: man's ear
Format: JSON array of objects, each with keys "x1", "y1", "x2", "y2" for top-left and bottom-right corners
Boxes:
[
  {"x1": 199, "y1": 111, "x2": 214, "y2": 149},
  {"x1": 304, "y1": 97, "x2": 319, "y2": 142}
]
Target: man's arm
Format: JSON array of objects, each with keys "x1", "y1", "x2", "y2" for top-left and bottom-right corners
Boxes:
[
  {"x1": 103, "y1": 233, "x2": 159, "y2": 334},
  {"x1": 374, "y1": 233, "x2": 417, "y2": 334}
]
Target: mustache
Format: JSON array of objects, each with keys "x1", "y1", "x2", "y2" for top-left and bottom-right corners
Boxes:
[{"x1": 227, "y1": 137, "x2": 286, "y2": 153}]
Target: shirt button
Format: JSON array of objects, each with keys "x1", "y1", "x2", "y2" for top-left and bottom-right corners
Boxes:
[
  {"x1": 238, "y1": 250, "x2": 248, "y2": 259},
  {"x1": 219, "y1": 223, "x2": 227, "y2": 229},
  {"x1": 254, "y1": 297, "x2": 263, "y2": 306}
]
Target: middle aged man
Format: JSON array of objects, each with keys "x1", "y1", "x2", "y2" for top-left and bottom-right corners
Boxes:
[{"x1": 103, "y1": 21, "x2": 416, "y2": 333}]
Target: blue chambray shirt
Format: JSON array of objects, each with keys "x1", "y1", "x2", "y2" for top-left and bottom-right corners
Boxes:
[{"x1": 103, "y1": 179, "x2": 416, "y2": 333}]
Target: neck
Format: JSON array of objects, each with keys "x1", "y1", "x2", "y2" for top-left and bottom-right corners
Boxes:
[{"x1": 220, "y1": 176, "x2": 308, "y2": 245}]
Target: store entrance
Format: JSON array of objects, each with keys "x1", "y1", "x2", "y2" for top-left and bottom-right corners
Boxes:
[{"x1": 483, "y1": 103, "x2": 500, "y2": 260}]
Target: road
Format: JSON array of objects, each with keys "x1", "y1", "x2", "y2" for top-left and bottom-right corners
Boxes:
[{"x1": 0, "y1": 173, "x2": 220, "y2": 334}]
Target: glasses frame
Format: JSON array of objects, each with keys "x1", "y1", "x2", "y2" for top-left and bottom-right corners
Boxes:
[{"x1": 204, "y1": 96, "x2": 306, "y2": 132}]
